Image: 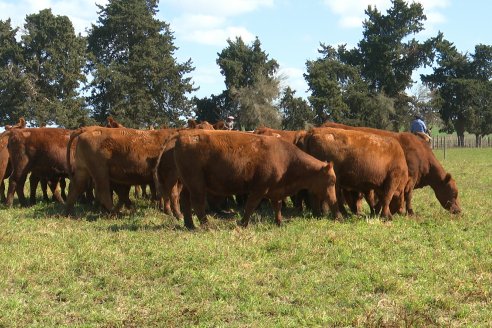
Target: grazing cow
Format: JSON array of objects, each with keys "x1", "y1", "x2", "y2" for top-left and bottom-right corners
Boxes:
[
  {"x1": 173, "y1": 130, "x2": 340, "y2": 229},
  {"x1": 6, "y1": 128, "x2": 72, "y2": 207},
  {"x1": 254, "y1": 127, "x2": 311, "y2": 210},
  {"x1": 65, "y1": 127, "x2": 177, "y2": 216},
  {"x1": 303, "y1": 127, "x2": 408, "y2": 219},
  {"x1": 322, "y1": 122, "x2": 461, "y2": 215}
]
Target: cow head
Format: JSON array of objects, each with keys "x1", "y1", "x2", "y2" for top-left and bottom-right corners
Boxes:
[
  {"x1": 5, "y1": 117, "x2": 26, "y2": 131},
  {"x1": 313, "y1": 161, "x2": 341, "y2": 219},
  {"x1": 434, "y1": 173, "x2": 461, "y2": 214},
  {"x1": 107, "y1": 116, "x2": 124, "y2": 128}
]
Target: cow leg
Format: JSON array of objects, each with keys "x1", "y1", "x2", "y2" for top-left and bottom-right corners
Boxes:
[
  {"x1": 65, "y1": 170, "x2": 91, "y2": 216},
  {"x1": 29, "y1": 175, "x2": 42, "y2": 205},
  {"x1": 180, "y1": 188, "x2": 195, "y2": 229},
  {"x1": 15, "y1": 173, "x2": 29, "y2": 207},
  {"x1": 271, "y1": 199, "x2": 283, "y2": 226},
  {"x1": 190, "y1": 192, "x2": 207, "y2": 226},
  {"x1": 239, "y1": 192, "x2": 265, "y2": 227},
  {"x1": 114, "y1": 184, "x2": 132, "y2": 211},
  {"x1": 364, "y1": 190, "x2": 378, "y2": 216},
  {"x1": 134, "y1": 184, "x2": 141, "y2": 199},
  {"x1": 405, "y1": 190, "x2": 414, "y2": 215},
  {"x1": 0, "y1": 180, "x2": 5, "y2": 203},
  {"x1": 60, "y1": 178, "x2": 67, "y2": 201},
  {"x1": 169, "y1": 182, "x2": 183, "y2": 220},
  {"x1": 343, "y1": 190, "x2": 362, "y2": 215},
  {"x1": 379, "y1": 177, "x2": 399, "y2": 219},
  {"x1": 95, "y1": 179, "x2": 115, "y2": 213},
  {"x1": 159, "y1": 169, "x2": 182, "y2": 219},
  {"x1": 42, "y1": 178, "x2": 50, "y2": 202},
  {"x1": 141, "y1": 184, "x2": 149, "y2": 199},
  {"x1": 0, "y1": 164, "x2": 9, "y2": 203},
  {"x1": 48, "y1": 179, "x2": 65, "y2": 204},
  {"x1": 336, "y1": 186, "x2": 349, "y2": 217},
  {"x1": 6, "y1": 177, "x2": 17, "y2": 207}
]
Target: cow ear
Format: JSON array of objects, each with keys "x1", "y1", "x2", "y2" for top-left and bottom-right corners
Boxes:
[
  {"x1": 444, "y1": 173, "x2": 452, "y2": 183},
  {"x1": 323, "y1": 161, "x2": 333, "y2": 172},
  {"x1": 19, "y1": 117, "x2": 26, "y2": 127}
]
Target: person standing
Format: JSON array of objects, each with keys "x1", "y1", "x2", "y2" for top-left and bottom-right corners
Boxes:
[
  {"x1": 410, "y1": 115, "x2": 432, "y2": 143},
  {"x1": 225, "y1": 116, "x2": 235, "y2": 130},
  {"x1": 410, "y1": 115, "x2": 428, "y2": 134}
]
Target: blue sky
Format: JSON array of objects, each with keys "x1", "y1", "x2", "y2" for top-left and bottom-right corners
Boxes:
[{"x1": 1, "y1": 0, "x2": 491, "y2": 100}]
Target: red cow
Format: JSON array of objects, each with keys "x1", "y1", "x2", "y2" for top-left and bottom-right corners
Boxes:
[
  {"x1": 0, "y1": 118, "x2": 27, "y2": 202},
  {"x1": 303, "y1": 127, "x2": 408, "y2": 219},
  {"x1": 6, "y1": 128, "x2": 72, "y2": 206},
  {"x1": 65, "y1": 127, "x2": 177, "y2": 216},
  {"x1": 174, "y1": 130, "x2": 340, "y2": 229},
  {"x1": 322, "y1": 122, "x2": 461, "y2": 215}
]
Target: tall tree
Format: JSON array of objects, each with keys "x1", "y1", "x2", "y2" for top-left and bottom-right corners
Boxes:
[
  {"x1": 279, "y1": 87, "x2": 314, "y2": 130},
  {"x1": 216, "y1": 37, "x2": 281, "y2": 129},
  {"x1": 21, "y1": 9, "x2": 88, "y2": 128},
  {"x1": 86, "y1": 0, "x2": 195, "y2": 128},
  {"x1": 193, "y1": 93, "x2": 227, "y2": 123},
  {"x1": 306, "y1": 0, "x2": 435, "y2": 130},
  {"x1": 0, "y1": 19, "x2": 27, "y2": 125},
  {"x1": 422, "y1": 41, "x2": 492, "y2": 145},
  {"x1": 304, "y1": 45, "x2": 354, "y2": 124}
]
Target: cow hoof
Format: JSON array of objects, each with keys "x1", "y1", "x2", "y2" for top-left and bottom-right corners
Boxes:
[
  {"x1": 184, "y1": 224, "x2": 196, "y2": 230},
  {"x1": 237, "y1": 220, "x2": 249, "y2": 228}
]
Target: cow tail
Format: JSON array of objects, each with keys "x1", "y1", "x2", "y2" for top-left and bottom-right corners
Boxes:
[
  {"x1": 66, "y1": 128, "x2": 86, "y2": 177},
  {"x1": 153, "y1": 131, "x2": 180, "y2": 200}
]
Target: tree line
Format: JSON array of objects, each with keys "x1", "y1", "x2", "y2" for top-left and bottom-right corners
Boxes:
[{"x1": 1, "y1": 0, "x2": 491, "y2": 144}]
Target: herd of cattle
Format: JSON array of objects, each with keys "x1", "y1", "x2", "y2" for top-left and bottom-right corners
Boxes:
[{"x1": 0, "y1": 117, "x2": 461, "y2": 229}]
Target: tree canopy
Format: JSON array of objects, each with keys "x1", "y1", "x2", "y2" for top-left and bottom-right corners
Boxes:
[
  {"x1": 422, "y1": 40, "x2": 492, "y2": 145},
  {"x1": 305, "y1": 0, "x2": 436, "y2": 130},
  {"x1": 215, "y1": 37, "x2": 281, "y2": 130},
  {"x1": 86, "y1": 0, "x2": 195, "y2": 128}
]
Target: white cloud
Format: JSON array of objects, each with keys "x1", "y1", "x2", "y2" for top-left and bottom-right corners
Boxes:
[
  {"x1": 323, "y1": 0, "x2": 449, "y2": 29},
  {"x1": 161, "y1": 0, "x2": 273, "y2": 17},
  {"x1": 170, "y1": 12, "x2": 256, "y2": 46},
  {"x1": 173, "y1": 14, "x2": 255, "y2": 46},
  {"x1": 0, "y1": 0, "x2": 108, "y2": 34},
  {"x1": 278, "y1": 66, "x2": 309, "y2": 97}
]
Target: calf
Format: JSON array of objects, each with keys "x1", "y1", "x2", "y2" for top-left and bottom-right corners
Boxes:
[
  {"x1": 304, "y1": 127, "x2": 408, "y2": 219},
  {"x1": 174, "y1": 130, "x2": 340, "y2": 229}
]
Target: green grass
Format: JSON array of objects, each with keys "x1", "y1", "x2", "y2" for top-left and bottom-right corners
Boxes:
[{"x1": 0, "y1": 148, "x2": 491, "y2": 327}]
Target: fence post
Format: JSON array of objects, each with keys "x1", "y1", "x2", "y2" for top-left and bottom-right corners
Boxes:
[{"x1": 443, "y1": 136, "x2": 446, "y2": 160}]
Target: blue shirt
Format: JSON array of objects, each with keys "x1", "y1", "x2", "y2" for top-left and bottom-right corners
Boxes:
[{"x1": 410, "y1": 118, "x2": 427, "y2": 133}]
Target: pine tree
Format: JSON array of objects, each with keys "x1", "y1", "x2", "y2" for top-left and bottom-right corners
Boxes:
[{"x1": 86, "y1": 0, "x2": 195, "y2": 128}]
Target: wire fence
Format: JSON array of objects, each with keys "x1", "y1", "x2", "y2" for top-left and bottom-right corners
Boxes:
[{"x1": 431, "y1": 135, "x2": 492, "y2": 149}]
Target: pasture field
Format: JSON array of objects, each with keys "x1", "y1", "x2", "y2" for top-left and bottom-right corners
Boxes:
[{"x1": 0, "y1": 148, "x2": 491, "y2": 327}]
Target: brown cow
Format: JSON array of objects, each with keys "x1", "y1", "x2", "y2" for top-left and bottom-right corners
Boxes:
[
  {"x1": 173, "y1": 130, "x2": 340, "y2": 229},
  {"x1": 65, "y1": 127, "x2": 177, "y2": 216},
  {"x1": 322, "y1": 122, "x2": 461, "y2": 215},
  {"x1": 0, "y1": 118, "x2": 27, "y2": 202},
  {"x1": 254, "y1": 127, "x2": 311, "y2": 210},
  {"x1": 303, "y1": 127, "x2": 408, "y2": 219},
  {"x1": 254, "y1": 126, "x2": 303, "y2": 144},
  {"x1": 6, "y1": 128, "x2": 72, "y2": 207}
]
